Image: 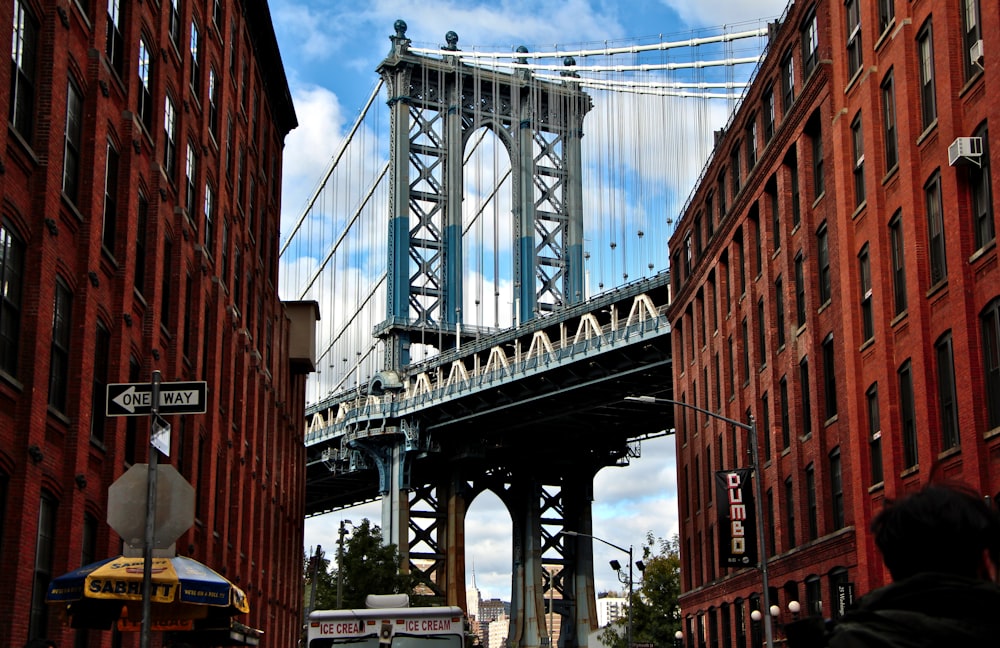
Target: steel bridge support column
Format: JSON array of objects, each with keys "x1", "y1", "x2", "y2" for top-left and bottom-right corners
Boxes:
[
  {"x1": 508, "y1": 479, "x2": 548, "y2": 648},
  {"x1": 564, "y1": 105, "x2": 585, "y2": 306},
  {"x1": 444, "y1": 72, "x2": 464, "y2": 329},
  {"x1": 561, "y1": 476, "x2": 598, "y2": 647},
  {"x1": 516, "y1": 111, "x2": 536, "y2": 324},
  {"x1": 444, "y1": 476, "x2": 468, "y2": 607},
  {"x1": 380, "y1": 443, "x2": 411, "y2": 562}
]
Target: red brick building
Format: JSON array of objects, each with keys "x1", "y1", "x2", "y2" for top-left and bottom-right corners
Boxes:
[
  {"x1": 0, "y1": 1, "x2": 315, "y2": 646},
  {"x1": 667, "y1": 0, "x2": 997, "y2": 644}
]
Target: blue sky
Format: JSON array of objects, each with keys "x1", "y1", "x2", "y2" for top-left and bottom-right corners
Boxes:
[{"x1": 270, "y1": 0, "x2": 788, "y2": 603}]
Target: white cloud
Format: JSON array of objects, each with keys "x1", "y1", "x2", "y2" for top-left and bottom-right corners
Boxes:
[{"x1": 657, "y1": 0, "x2": 788, "y2": 28}]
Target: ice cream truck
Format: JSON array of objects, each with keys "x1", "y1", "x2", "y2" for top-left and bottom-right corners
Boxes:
[{"x1": 307, "y1": 595, "x2": 468, "y2": 648}]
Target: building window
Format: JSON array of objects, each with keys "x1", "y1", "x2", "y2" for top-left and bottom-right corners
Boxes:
[
  {"x1": 806, "y1": 575, "x2": 823, "y2": 617},
  {"x1": 727, "y1": 335, "x2": 735, "y2": 396},
  {"x1": 881, "y1": 71, "x2": 898, "y2": 171},
  {"x1": 718, "y1": 172, "x2": 727, "y2": 220},
  {"x1": 799, "y1": 356, "x2": 812, "y2": 436},
  {"x1": 204, "y1": 181, "x2": 216, "y2": 253},
  {"x1": 48, "y1": 279, "x2": 72, "y2": 413},
  {"x1": 135, "y1": 193, "x2": 149, "y2": 297},
  {"x1": 789, "y1": 153, "x2": 801, "y2": 227},
  {"x1": 867, "y1": 383, "x2": 883, "y2": 485},
  {"x1": 106, "y1": 0, "x2": 125, "y2": 75},
  {"x1": 899, "y1": 360, "x2": 918, "y2": 468},
  {"x1": 878, "y1": 0, "x2": 894, "y2": 34},
  {"x1": 917, "y1": 21, "x2": 937, "y2": 130},
  {"x1": 982, "y1": 299, "x2": 1000, "y2": 429},
  {"x1": 757, "y1": 298, "x2": 766, "y2": 366},
  {"x1": 731, "y1": 146, "x2": 742, "y2": 193},
  {"x1": 970, "y1": 123, "x2": 994, "y2": 250},
  {"x1": 82, "y1": 511, "x2": 98, "y2": 565},
  {"x1": 822, "y1": 333, "x2": 837, "y2": 419},
  {"x1": 764, "y1": 87, "x2": 775, "y2": 142},
  {"x1": 208, "y1": 68, "x2": 219, "y2": 140},
  {"x1": 795, "y1": 252, "x2": 806, "y2": 327},
  {"x1": 62, "y1": 80, "x2": 84, "y2": 204},
  {"x1": 161, "y1": 236, "x2": 173, "y2": 330},
  {"x1": 817, "y1": 224, "x2": 830, "y2": 305},
  {"x1": 780, "y1": 377, "x2": 790, "y2": 449},
  {"x1": 781, "y1": 47, "x2": 795, "y2": 111},
  {"x1": 103, "y1": 141, "x2": 120, "y2": 253},
  {"x1": 742, "y1": 317, "x2": 750, "y2": 385},
  {"x1": 766, "y1": 489, "x2": 775, "y2": 557},
  {"x1": 809, "y1": 116, "x2": 824, "y2": 199},
  {"x1": 0, "y1": 220, "x2": 25, "y2": 377},
  {"x1": 752, "y1": 213, "x2": 762, "y2": 277},
  {"x1": 962, "y1": 0, "x2": 982, "y2": 81},
  {"x1": 850, "y1": 113, "x2": 865, "y2": 207},
  {"x1": 889, "y1": 210, "x2": 907, "y2": 316},
  {"x1": 925, "y1": 172, "x2": 947, "y2": 285},
  {"x1": 164, "y1": 96, "x2": 178, "y2": 180},
  {"x1": 213, "y1": 0, "x2": 222, "y2": 31},
  {"x1": 769, "y1": 181, "x2": 781, "y2": 251},
  {"x1": 805, "y1": 464, "x2": 817, "y2": 540},
  {"x1": 762, "y1": 392, "x2": 771, "y2": 462},
  {"x1": 189, "y1": 20, "x2": 201, "y2": 93},
  {"x1": 185, "y1": 142, "x2": 198, "y2": 216},
  {"x1": 859, "y1": 244, "x2": 873, "y2": 343},
  {"x1": 845, "y1": 0, "x2": 862, "y2": 78},
  {"x1": 829, "y1": 448, "x2": 844, "y2": 529},
  {"x1": 10, "y1": 0, "x2": 39, "y2": 142},
  {"x1": 138, "y1": 36, "x2": 154, "y2": 132},
  {"x1": 776, "y1": 276, "x2": 785, "y2": 348},
  {"x1": 91, "y1": 321, "x2": 110, "y2": 444},
  {"x1": 226, "y1": 114, "x2": 235, "y2": 181},
  {"x1": 29, "y1": 491, "x2": 57, "y2": 639},
  {"x1": 169, "y1": 0, "x2": 182, "y2": 50},
  {"x1": 784, "y1": 476, "x2": 796, "y2": 549},
  {"x1": 802, "y1": 8, "x2": 818, "y2": 77},
  {"x1": 746, "y1": 119, "x2": 758, "y2": 168},
  {"x1": 935, "y1": 332, "x2": 960, "y2": 450}
]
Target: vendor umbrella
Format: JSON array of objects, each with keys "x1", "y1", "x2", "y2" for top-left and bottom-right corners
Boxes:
[{"x1": 46, "y1": 555, "x2": 248, "y2": 630}]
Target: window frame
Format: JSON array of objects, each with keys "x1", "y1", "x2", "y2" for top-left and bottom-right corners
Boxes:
[
  {"x1": 881, "y1": 70, "x2": 898, "y2": 172},
  {"x1": 10, "y1": 0, "x2": 40, "y2": 142},
  {"x1": 981, "y1": 298, "x2": 1000, "y2": 429},
  {"x1": 0, "y1": 220, "x2": 26, "y2": 377},
  {"x1": 970, "y1": 123, "x2": 994, "y2": 250},
  {"x1": 858, "y1": 243, "x2": 873, "y2": 343},
  {"x1": 935, "y1": 331, "x2": 960, "y2": 450},
  {"x1": 850, "y1": 112, "x2": 865, "y2": 207},
  {"x1": 48, "y1": 279, "x2": 73, "y2": 413},
  {"x1": 866, "y1": 383, "x2": 883, "y2": 485},
  {"x1": 917, "y1": 20, "x2": 937, "y2": 130},
  {"x1": 845, "y1": 0, "x2": 862, "y2": 78},
  {"x1": 925, "y1": 172, "x2": 947, "y2": 285},
  {"x1": 62, "y1": 79, "x2": 85, "y2": 204},
  {"x1": 899, "y1": 359, "x2": 918, "y2": 469},
  {"x1": 889, "y1": 210, "x2": 907, "y2": 316}
]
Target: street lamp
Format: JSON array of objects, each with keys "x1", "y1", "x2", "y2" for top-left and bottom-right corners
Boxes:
[
  {"x1": 625, "y1": 395, "x2": 775, "y2": 648},
  {"x1": 673, "y1": 629, "x2": 684, "y2": 647},
  {"x1": 336, "y1": 519, "x2": 353, "y2": 608},
  {"x1": 562, "y1": 530, "x2": 635, "y2": 648}
]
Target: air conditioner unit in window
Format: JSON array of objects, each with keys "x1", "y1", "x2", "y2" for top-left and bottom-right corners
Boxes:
[
  {"x1": 948, "y1": 137, "x2": 983, "y2": 167},
  {"x1": 970, "y1": 39, "x2": 984, "y2": 67}
]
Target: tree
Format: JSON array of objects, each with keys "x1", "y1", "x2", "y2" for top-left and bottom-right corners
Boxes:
[
  {"x1": 303, "y1": 545, "x2": 337, "y2": 612},
  {"x1": 337, "y1": 519, "x2": 417, "y2": 609},
  {"x1": 600, "y1": 532, "x2": 681, "y2": 648}
]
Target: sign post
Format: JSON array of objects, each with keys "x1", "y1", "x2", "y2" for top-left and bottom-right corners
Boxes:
[{"x1": 140, "y1": 371, "x2": 162, "y2": 648}]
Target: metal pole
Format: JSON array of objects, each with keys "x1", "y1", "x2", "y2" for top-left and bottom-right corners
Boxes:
[
  {"x1": 747, "y1": 417, "x2": 775, "y2": 648},
  {"x1": 624, "y1": 396, "x2": 774, "y2": 648},
  {"x1": 627, "y1": 545, "x2": 633, "y2": 648},
  {"x1": 308, "y1": 544, "x2": 322, "y2": 620},
  {"x1": 336, "y1": 520, "x2": 350, "y2": 608},
  {"x1": 140, "y1": 370, "x2": 161, "y2": 648}
]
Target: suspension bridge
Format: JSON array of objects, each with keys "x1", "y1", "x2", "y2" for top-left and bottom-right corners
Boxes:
[{"x1": 279, "y1": 17, "x2": 776, "y2": 647}]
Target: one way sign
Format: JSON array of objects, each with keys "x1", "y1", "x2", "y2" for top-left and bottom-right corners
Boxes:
[{"x1": 106, "y1": 381, "x2": 208, "y2": 417}]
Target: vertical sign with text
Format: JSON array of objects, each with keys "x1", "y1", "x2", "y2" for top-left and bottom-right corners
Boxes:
[{"x1": 716, "y1": 468, "x2": 758, "y2": 568}]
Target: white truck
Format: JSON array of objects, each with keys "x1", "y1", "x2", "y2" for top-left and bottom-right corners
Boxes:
[{"x1": 307, "y1": 595, "x2": 468, "y2": 648}]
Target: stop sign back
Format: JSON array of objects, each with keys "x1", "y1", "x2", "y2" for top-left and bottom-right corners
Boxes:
[{"x1": 107, "y1": 464, "x2": 195, "y2": 549}]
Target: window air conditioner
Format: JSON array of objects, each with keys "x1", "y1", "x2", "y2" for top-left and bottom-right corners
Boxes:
[
  {"x1": 948, "y1": 137, "x2": 983, "y2": 167},
  {"x1": 970, "y1": 39, "x2": 984, "y2": 67}
]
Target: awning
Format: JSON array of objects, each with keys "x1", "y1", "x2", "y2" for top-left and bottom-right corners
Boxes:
[{"x1": 46, "y1": 555, "x2": 248, "y2": 630}]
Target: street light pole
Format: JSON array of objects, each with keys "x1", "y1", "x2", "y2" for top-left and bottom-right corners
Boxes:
[
  {"x1": 336, "y1": 519, "x2": 352, "y2": 608},
  {"x1": 625, "y1": 395, "x2": 774, "y2": 648},
  {"x1": 562, "y1": 530, "x2": 634, "y2": 648}
]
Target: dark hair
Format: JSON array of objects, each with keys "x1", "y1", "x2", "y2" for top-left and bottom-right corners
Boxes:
[{"x1": 872, "y1": 482, "x2": 1000, "y2": 581}]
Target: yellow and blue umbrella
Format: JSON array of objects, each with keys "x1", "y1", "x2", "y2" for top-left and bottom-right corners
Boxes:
[{"x1": 46, "y1": 555, "x2": 248, "y2": 630}]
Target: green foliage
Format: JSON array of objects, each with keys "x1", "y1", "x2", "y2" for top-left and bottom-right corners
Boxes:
[
  {"x1": 303, "y1": 545, "x2": 338, "y2": 612},
  {"x1": 599, "y1": 532, "x2": 681, "y2": 648},
  {"x1": 305, "y1": 519, "x2": 418, "y2": 611}
]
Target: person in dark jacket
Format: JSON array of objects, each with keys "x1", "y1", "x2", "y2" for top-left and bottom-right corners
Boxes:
[{"x1": 785, "y1": 482, "x2": 1000, "y2": 647}]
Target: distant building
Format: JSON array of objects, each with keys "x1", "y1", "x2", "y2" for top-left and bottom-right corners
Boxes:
[
  {"x1": 595, "y1": 596, "x2": 628, "y2": 628},
  {"x1": 485, "y1": 610, "x2": 510, "y2": 648},
  {"x1": 0, "y1": 1, "x2": 312, "y2": 647},
  {"x1": 668, "y1": 0, "x2": 997, "y2": 645}
]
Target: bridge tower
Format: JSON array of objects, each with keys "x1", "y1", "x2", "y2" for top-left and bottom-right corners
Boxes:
[{"x1": 355, "y1": 21, "x2": 607, "y2": 648}]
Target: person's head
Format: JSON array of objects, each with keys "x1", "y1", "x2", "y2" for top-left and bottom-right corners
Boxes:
[{"x1": 872, "y1": 482, "x2": 1000, "y2": 581}]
